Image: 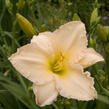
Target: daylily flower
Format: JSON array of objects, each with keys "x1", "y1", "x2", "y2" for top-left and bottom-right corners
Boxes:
[{"x1": 9, "y1": 21, "x2": 104, "y2": 107}]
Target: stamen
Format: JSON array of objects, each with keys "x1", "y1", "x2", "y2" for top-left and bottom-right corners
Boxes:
[{"x1": 49, "y1": 52, "x2": 66, "y2": 74}]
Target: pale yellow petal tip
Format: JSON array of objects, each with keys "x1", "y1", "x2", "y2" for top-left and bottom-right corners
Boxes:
[
  {"x1": 78, "y1": 48, "x2": 105, "y2": 68},
  {"x1": 82, "y1": 71, "x2": 97, "y2": 101},
  {"x1": 39, "y1": 31, "x2": 52, "y2": 36},
  {"x1": 95, "y1": 54, "x2": 104, "y2": 63},
  {"x1": 8, "y1": 46, "x2": 24, "y2": 63},
  {"x1": 65, "y1": 21, "x2": 84, "y2": 25},
  {"x1": 96, "y1": 53, "x2": 104, "y2": 63},
  {"x1": 8, "y1": 52, "x2": 17, "y2": 63},
  {"x1": 31, "y1": 35, "x2": 37, "y2": 43},
  {"x1": 33, "y1": 82, "x2": 58, "y2": 107},
  {"x1": 101, "y1": 55, "x2": 104, "y2": 61},
  {"x1": 36, "y1": 93, "x2": 58, "y2": 107},
  {"x1": 8, "y1": 55, "x2": 12, "y2": 61},
  {"x1": 33, "y1": 35, "x2": 37, "y2": 37},
  {"x1": 9, "y1": 43, "x2": 34, "y2": 62}
]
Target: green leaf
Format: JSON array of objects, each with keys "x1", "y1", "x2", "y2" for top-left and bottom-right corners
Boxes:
[
  {"x1": 0, "y1": 92, "x2": 22, "y2": 109},
  {"x1": 0, "y1": 74, "x2": 39, "y2": 109},
  {"x1": 97, "y1": 94, "x2": 109, "y2": 105}
]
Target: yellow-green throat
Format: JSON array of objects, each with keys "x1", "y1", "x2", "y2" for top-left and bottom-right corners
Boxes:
[{"x1": 48, "y1": 52, "x2": 67, "y2": 75}]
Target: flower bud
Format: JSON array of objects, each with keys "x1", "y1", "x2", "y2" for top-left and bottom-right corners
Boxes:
[
  {"x1": 72, "y1": 13, "x2": 80, "y2": 21},
  {"x1": 90, "y1": 8, "x2": 98, "y2": 24},
  {"x1": 16, "y1": 13, "x2": 36, "y2": 37},
  {"x1": 104, "y1": 26, "x2": 109, "y2": 41},
  {"x1": 16, "y1": 0, "x2": 25, "y2": 10},
  {"x1": 5, "y1": 0, "x2": 13, "y2": 14},
  {"x1": 97, "y1": 24, "x2": 107, "y2": 42},
  {"x1": 104, "y1": 43, "x2": 109, "y2": 53},
  {"x1": 89, "y1": 37, "x2": 96, "y2": 49}
]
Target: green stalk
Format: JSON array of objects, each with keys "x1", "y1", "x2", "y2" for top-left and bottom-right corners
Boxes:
[{"x1": 11, "y1": 67, "x2": 29, "y2": 96}]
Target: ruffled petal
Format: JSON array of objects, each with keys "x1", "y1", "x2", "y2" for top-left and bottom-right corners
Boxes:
[
  {"x1": 77, "y1": 48, "x2": 104, "y2": 68},
  {"x1": 31, "y1": 32, "x2": 52, "y2": 44},
  {"x1": 52, "y1": 21, "x2": 88, "y2": 62},
  {"x1": 9, "y1": 43, "x2": 53, "y2": 85},
  {"x1": 31, "y1": 32, "x2": 54, "y2": 57},
  {"x1": 33, "y1": 80, "x2": 58, "y2": 107},
  {"x1": 54, "y1": 64, "x2": 97, "y2": 100}
]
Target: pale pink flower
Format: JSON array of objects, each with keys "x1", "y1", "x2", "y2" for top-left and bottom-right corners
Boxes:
[{"x1": 9, "y1": 21, "x2": 104, "y2": 107}]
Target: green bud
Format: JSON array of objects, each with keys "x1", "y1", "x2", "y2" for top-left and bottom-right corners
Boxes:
[
  {"x1": 93, "y1": 0, "x2": 100, "y2": 9},
  {"x1": 104, "y1": 43, "x2": 109, "y2": 53},
  {"x1": 89, "y1": 37, "x2": 96, "y2": 49},
  {"x1": 104, "y1": 26, "x2": 109, "y2": 41},
  {"x1": 90, "y1": 8, "x2": 98, "y2": 24},
  {"x1": 72, "y1": 13, "x2": 80, "y2": 21},
  {"x1": 16, "y1": 0, "x2": 25, "y2": 10},
  {"x1": 16, "y1": 13, "x2": 36, "y2": 37},
  {"x1": 5, "y1": 0, "x2": 13, "y2": 14},
  {"x1": 97, "y1": 24, "x2": 107, "y2": 42}
]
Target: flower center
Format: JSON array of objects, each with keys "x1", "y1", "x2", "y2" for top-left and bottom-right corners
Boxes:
[{"x1": 48, "y1": 52, "x2": 66, "y2": 75}]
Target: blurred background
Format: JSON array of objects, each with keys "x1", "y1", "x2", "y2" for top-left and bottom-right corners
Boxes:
[{"x1": 0, "y1": 0, "x2": 109, "y2": 109}]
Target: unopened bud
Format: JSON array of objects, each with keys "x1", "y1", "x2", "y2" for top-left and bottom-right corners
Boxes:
[
  {"x1": 16, "y1": 0, "x2": 25, "y2": 10},
  {"x1": 16, "y1": 13, "x2": 36, "y2": 37},
  {"x1": 5, "y1": 0, "x2": 13, "y2": 14},
  {"x1": 72, "y1": 13, "x2": 80, "y2": 21},
  {"x1": 89, "y1": 37, "x2": 96, "y2": 49},
  {"x1": 104, "y1": 43, "x2": 109, "y2": 53},
  {"x1": 104, "y1": 26, "x2": 109, "y2": 41},
  {"x1": 97, "y1": 24, "x2": 107, "y2": 42}
]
